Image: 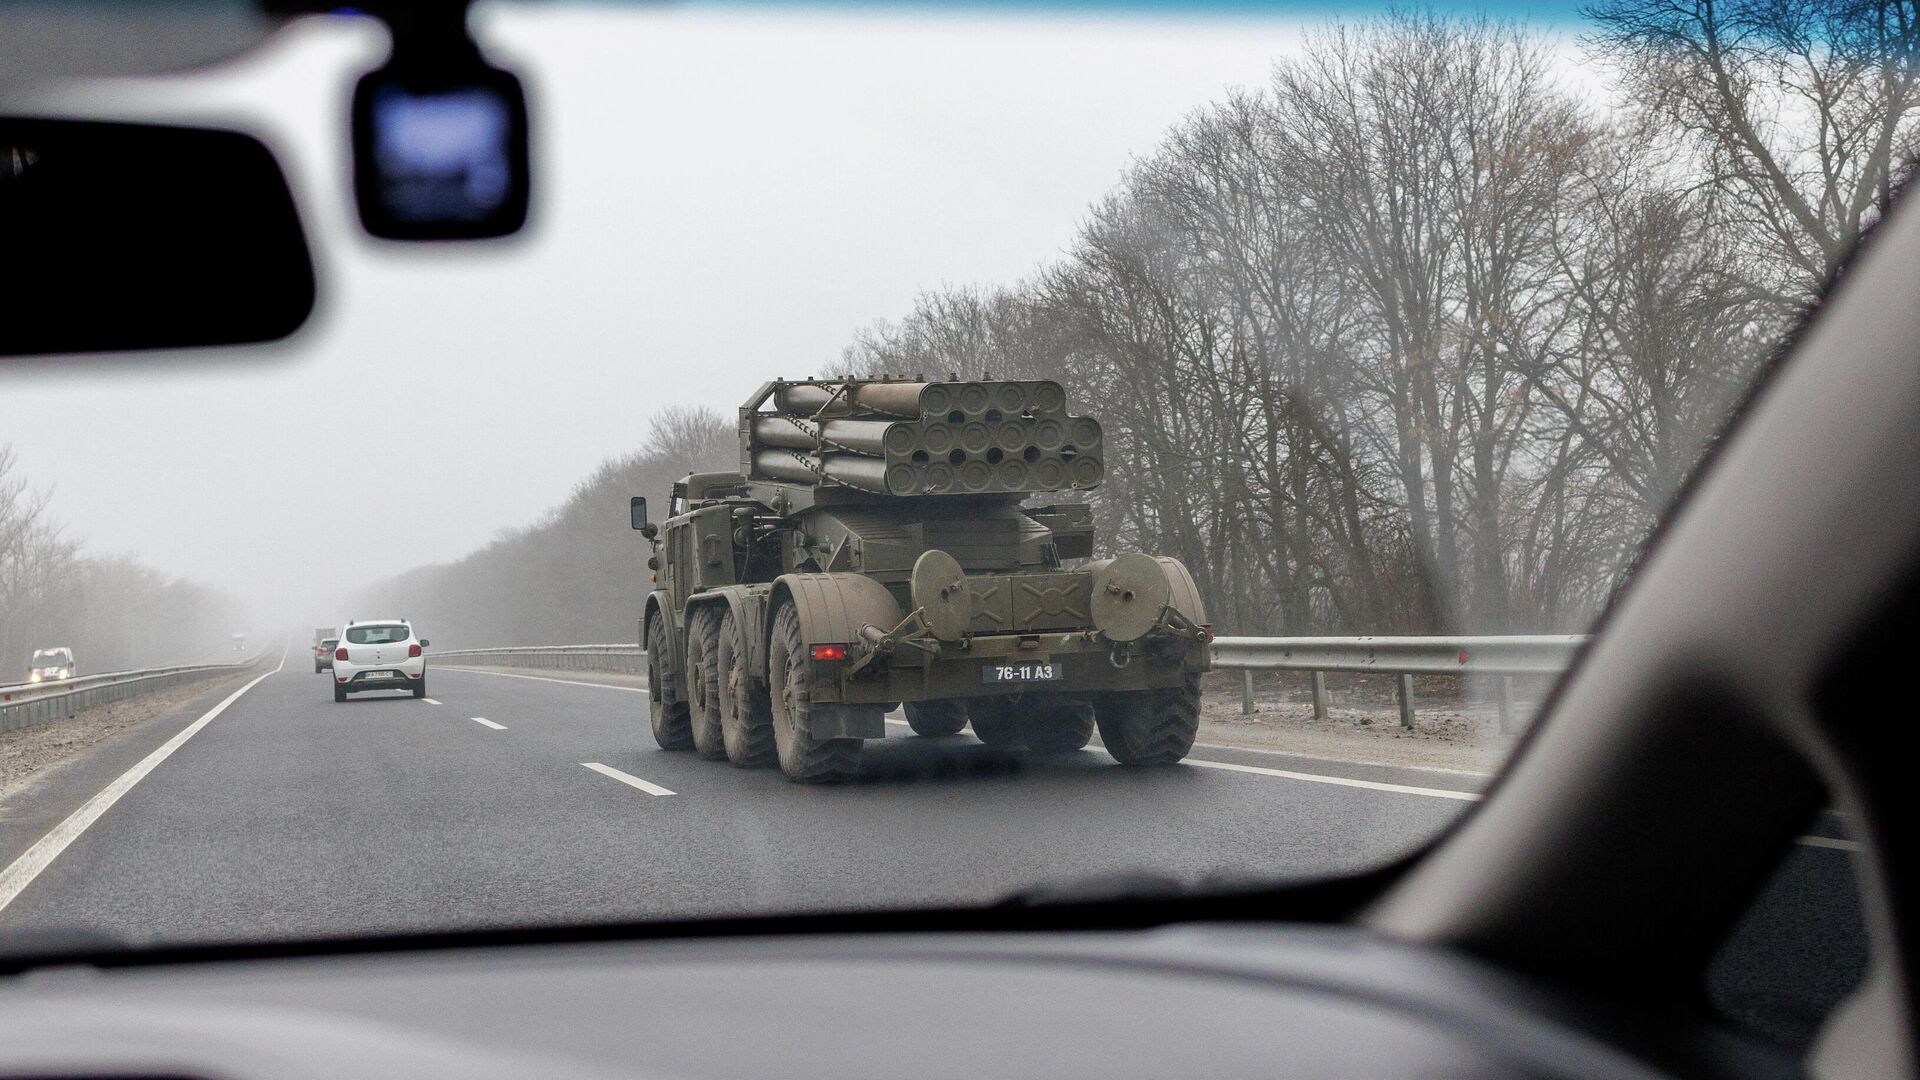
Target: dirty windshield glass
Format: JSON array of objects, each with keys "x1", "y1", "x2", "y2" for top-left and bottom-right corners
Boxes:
[{"x1": 0, "y1": 0, "x2": 1898, "y2": 951}]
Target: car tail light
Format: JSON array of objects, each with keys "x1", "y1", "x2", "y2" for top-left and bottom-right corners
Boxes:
[
  {"x1": 810, "y1": 644, "x2": 847, "y2": 661},
  {"x1": 408, "y1": 643, "x2": 422, "y2": 658},
  {"x1": 335, "y1": 647, "x2": 349, "y2": 661}
]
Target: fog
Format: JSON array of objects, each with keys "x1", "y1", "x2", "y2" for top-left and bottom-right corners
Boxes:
[{"x1": 1, "y1": 4, "x2": 1360, "y2": 648}]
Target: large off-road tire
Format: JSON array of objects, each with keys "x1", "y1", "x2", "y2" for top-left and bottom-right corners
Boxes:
[
  {"x1": 1094, "y1": 675, "x2": 1201, "y2": 765},
  {"x1": 716, "y1": 609, "x2": 776, "y2": 767},
  {"x1": 966, "y1": 696, "x2": 1021, "y2": 747},
  {"x1": 646, "y1": 616, "x2": 694, "y2": 751},
  {"x1": 1019, "y1": 699, "x2": 1096, "y2": 753},
  {"x1": 904, "y1": 699, "x2": 968, "y2": 736},
  {"x1": 767, "y1": 602, "x2": 862, "y2": 783},
  {"x1": 685, "y1": 607, "x2": 727, "y2": 760}
]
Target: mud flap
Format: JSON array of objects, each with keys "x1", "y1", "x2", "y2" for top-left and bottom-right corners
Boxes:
[{"x1": 809, "y1": 703, "x2": 886, "y2": 739}]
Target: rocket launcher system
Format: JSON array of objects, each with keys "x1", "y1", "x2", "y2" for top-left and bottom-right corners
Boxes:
[{"x1": 743, "y1": 378, "x2": 1103, "y2": 496}]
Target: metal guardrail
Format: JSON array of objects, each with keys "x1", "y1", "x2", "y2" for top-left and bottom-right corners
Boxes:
[
  {"x1": 1209, "y1": 635, "x2": 1587, "y2": 730},
  {"x1": 0, "y1": 655, "x2": 267, "y2": 733},
  {"x1": 431, "y1": 635, "x2": 1588, "y2": 732},
  {"x1": 430, "y1": 645, "x2": 645, "y2": 674}
]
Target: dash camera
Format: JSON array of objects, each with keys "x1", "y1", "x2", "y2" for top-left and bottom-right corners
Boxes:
[{"x1": 351, "y1": 10, "x2": 529, "y2": 241}]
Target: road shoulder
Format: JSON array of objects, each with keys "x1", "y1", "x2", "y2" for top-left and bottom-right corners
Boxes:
[{"x1": 0, "y1": 671, "x2": 258, "y2": 870}]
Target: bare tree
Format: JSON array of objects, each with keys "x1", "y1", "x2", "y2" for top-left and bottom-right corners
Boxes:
[{"x1": 1587, "y1": 0, "x2": 1920, "y2": 293}]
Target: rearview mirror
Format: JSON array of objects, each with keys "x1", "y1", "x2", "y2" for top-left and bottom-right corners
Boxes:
[
  {"x1": 419, "y1": 640, "x2": 430, "y2": 648},
  {"x1": 0, "y1": 118, "x2": 314, "y2": 357},
  {"x1": 630, "y1": 497, "x2": 649, "y2": 531}
]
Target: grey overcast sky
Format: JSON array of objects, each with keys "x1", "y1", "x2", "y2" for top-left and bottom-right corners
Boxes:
[{"x1": 0, "y1": 4, "x2": 1590, "y2": 629}]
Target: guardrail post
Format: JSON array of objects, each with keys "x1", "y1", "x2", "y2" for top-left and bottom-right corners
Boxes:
[
  {"x1": 1310, "y1": 670, "x2": 1328, "y2": 721},
  {"x1": 1239, "y1": 670, "x2": 1254, "y2": 714},
  {"x1": 1496, "y1": 675, "x2": 1515, "y2": 734},
  {"x1": 1397, "y1": 674, "x2": 1415, "y2": 729}
]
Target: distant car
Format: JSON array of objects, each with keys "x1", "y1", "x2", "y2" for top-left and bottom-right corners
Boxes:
[
  {"x1": 314, "y1": 637, "x2": 339, "y2": 674},
  {"x1": 27, "y1": 647, "x2": 75, "y2": 683},
  {"x1": 330, "y1": 619, "x2": 428, "y2": 701}
]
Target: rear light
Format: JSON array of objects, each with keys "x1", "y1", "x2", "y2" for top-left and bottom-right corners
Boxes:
[
  {"x1": 408, "y1": 643, "x2": 422, "y2": 658},
  {"x1": 810, "y1": 644, "x2": 847, "y2": 661},
  {"x1": 335, "y1": 647, "x2": 349, "y2": 661}
]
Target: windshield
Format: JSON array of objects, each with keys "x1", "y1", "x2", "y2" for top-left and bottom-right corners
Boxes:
[{"x1": 0, "y1": 0, "x2": 1890, "y2": 980}]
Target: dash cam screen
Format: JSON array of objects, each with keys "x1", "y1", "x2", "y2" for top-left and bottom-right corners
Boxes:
[{"x1": 369, "y1": 86, "x2": 513, "y2": 224}]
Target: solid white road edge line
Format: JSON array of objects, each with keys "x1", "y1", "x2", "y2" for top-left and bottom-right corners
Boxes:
[
  {"x1": 471, "y1": 717, "x2": 506, "y2": 730},
  {"x1": 876, "y1": 718, "x2": 1858, "y2": 849},
  {"x1": 0, "y1": 648, "x2": 289, "y2": 917},
  {"x1": 439, "y1": 666, "x2": 646, "y2": 694},
  {"x1": 581, "y1": 762, "x2": 674, "y2": 796},
  {"x1": 1183, "y1": 757, "x2": 1481, "y2": 801},
  {"x1": 1797, "y1": 835, "x2": 1863, "y2": 852}
]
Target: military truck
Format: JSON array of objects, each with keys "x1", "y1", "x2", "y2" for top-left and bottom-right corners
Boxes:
[{"x1": 631, "y1": 377, "x2": 1211, "y2": 782}]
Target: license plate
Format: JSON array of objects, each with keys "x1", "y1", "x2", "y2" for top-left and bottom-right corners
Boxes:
[
  {"x1": 363, "y1": 670, "x2": 395, "y2": 679},
  {"x1": 982, "y1": 660, "x2": 1061, "y2": 684}
]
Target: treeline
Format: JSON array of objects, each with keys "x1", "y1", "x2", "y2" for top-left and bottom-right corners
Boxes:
[
  {"x1": 0, "y1": 445, "x2": 241, "y2": 675},
  {"x1": 377, "y1": 2, "x2": 1919, "y2": 643},
  {"x1": 835, "y1": 5, "x2": 1920, "y2": 633},
  {"x1": 351, "y1": 407, "x2": 734, "y2": 648}
]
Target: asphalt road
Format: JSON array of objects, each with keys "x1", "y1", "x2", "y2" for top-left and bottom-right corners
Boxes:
[{"x1": 0, "y1": 652, "x2": 1867, "y2": 1039}]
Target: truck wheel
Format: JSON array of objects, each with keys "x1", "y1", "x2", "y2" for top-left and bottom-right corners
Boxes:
[
  {"x1": 1094, "y1": 676, "x2": 1201, "y2": 765},
  {"x1": 767, "y1": 601, "x2": 862, "y2": 783},
  {"x1": 646, "y1": 617, "x2": 694, "y2": 751},
  {"x1": 966, "y1": 697, "x2": 1021, "y2": 747},
  {"x1": 1020, "y1": 699, "x2": 1095, "y2": 753},
  {"x1": 716, "y1": 609, "x2": 776, "y2": 767},
  {"x1": 685, "y1": 607, "x2": 727, "y2": 761},
  {"x1": 904, "y1": 699, "x2": 968, "y2": 736}
]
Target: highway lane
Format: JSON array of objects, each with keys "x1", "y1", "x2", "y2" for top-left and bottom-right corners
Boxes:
[{"x1": 0, "y1": 663, "x2": 1863, "y2": 962}]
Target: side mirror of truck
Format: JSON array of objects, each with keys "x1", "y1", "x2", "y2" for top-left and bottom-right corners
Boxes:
[{"x1": 630, "y1": 496, "x2": 650, "y2": 532}]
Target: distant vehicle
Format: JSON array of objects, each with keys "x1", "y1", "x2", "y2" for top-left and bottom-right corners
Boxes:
[
  {"x1": 27, "y1": 647, "x2": 76, "y2": 683},
  {"x1": 314, "y1": 637, "x2": 340, "y2": 674},
  {"x1": 330, "y1": 619, "x2": 429, "y2": 702},
  {"x1": 637, "y1": 377, "x2": 1211, "y2": 783},
  {"x1": 312, "y1": 626, "x2": 337, "y2": 647}
]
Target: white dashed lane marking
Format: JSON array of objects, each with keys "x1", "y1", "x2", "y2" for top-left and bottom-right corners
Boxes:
[
  {"x1": 423, "y1": 698, "x2": 443, "y2": 705},
  {"x1": 471, "y1": 717, "x2": 506, "y2": 730},
  {"x1": 581, "y1": 762, "x2": 675, "y2": 797}
]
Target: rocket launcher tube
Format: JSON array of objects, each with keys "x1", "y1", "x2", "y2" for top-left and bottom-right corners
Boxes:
[
  {"x1": 750, "y1": 416, "x2": 915, "y2": 457},
  {"x1": 750, "y1": 450, "x2": 920, "y2": 495},
  {"x1": 766, "y1": 380, "x2": 1071, "y2": 421},
  {"x1": 772, "y1": 381, "x2": 929, "y2": 417}
]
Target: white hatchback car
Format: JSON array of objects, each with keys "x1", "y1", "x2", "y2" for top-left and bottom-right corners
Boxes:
[{"x1": 331, "y1": 619, "x2": 429, "y2": 701}]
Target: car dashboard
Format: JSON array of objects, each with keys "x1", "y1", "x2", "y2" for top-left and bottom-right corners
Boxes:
[{"x1": 0, "y1": 924, "x2": 1799, "y2": 1080}]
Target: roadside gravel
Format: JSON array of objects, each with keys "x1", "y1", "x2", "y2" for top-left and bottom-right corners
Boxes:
[{"x1": 0, "y1": 674, "x2": 253, "y2": 804}]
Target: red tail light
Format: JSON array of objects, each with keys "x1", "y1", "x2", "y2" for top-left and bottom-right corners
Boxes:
[
  {"x1": 335, "y1": 647, "x2": 348, "y2": 661},
  {"x1": 810, "y1": 644, "x2": 847, "y2": 661},
  {"x1": 408, "y1": 643, "x2": 422, "y2": 658}
]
